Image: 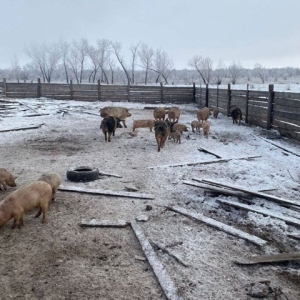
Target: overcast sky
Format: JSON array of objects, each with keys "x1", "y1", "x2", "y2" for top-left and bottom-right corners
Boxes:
[{"x1": 2, "y1": 0, "x2": 300, "y2": 70}]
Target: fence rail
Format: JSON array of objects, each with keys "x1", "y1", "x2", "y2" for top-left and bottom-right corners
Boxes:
[{"x1": 1, "y1": 79, "x2": 300, "y2": 141}]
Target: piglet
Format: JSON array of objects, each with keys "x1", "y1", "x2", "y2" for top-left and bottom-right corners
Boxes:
[{"x1": 0, "y1": 168, "x2": 17, "y2": 191}]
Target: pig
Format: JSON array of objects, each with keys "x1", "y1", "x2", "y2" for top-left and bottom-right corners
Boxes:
[
  {"x1": 167, "y1": 107, "x2": 181, "y2": 123},
  {"x1": 37, "y1": 172, "x2": 62, "y2": 201},
  {"x1": 230, "y1": 106, "x2": 243, "y2": 125},
  {"x1": 153, "y1": 107, "x2": 166, "y2": 121},
  {"x1": 169, "y1": 130, "x2": 181, "y2": 144},
  {"x1": 191, "y1": 120, "x2": 202, "y2": 133},
  {"x1": 0, "y1": 168, "x2": 17, "y2": 191},
  {"x1": 0, "y1": 181, "x2": 52, "y2": 228},
  {"x1": 99, "y1": 106, "x2": 131, "y2": 128},
  {"x1": 132, "y1": 119, "x2": 156, "y2": 132},
  {"x1": 212, "y1": 107, "x2": 219, "y2": 118},
  {"x1": 197, "y1": 107, "x2": 210, "y2": 123},
  {"x1": 100, "y1": 116, "x2": 122, "y2": 142},
  {"x1": 202, "y1": 121, "x2": 210, "y2": 139},
  {"x1": 172, "y1": 123, "x2": 188, "y2": 134},
  {"x1": 154, "y1": 120, "x2": 171, "y2": 152}
]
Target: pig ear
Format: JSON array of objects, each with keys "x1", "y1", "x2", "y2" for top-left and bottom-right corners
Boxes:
[{"x1": 12, "y1": 176, "x2": 18, "y2": 180}]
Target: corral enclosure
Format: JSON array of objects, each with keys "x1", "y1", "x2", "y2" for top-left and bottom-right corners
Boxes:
[
  {"x1": 0, "y1": 98, "x2": 300, "y2": 299},
  {"x1": 1, "y1": 79, "x2": 300, "y2": 142}
]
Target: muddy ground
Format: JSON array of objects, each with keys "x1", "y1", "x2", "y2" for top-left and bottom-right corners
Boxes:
[{"x1": 0, "y1": 99, "x2": 300, "y2": 300}]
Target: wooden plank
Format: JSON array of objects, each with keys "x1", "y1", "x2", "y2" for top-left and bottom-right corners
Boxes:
[
  {"x1": 251, "y1": 134, "x2": 300, "y2": 157},
  {"x1": 217, "y1": 199, "x2": 300, "y2": 227},
  {"x1": 199, "y1": 178, "x2": 300, "y2": 207},
  {"x1": 166, "y1": 206, "x2": 267, "y2": 247},
  {"x1": 80, "y1": 219, "x2": 129, "y2": 227},
  {"x1": 0, "y1": 123, "x2": 44, "y2": 133},
  {"x1": 58, "y1": 185, "x2": 155, "y2": 199},
  {"x1": 197, "y1": 147, "x2": 222, "y2": 158},
  {"x1": 234, "y1": 252, "x2": 300, "y2": 265},
  {"x1": 148, "y1": 155, "x2": 261, "y2": 169},
  {"x1": 131, "y1": 220, "x2": 180, "y2": 300}
]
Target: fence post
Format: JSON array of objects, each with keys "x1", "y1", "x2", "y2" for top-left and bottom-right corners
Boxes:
[
  {"x1": 127, "y1": 84, "x2": 130, "y2": 102},
  {"x1": 70, "y1": 80, "x2": 73, "y2": 100},
  {"x1": 227, "y1": 84, "x2": 232, "y2": 116},
  {"x1": 3, "y1": 78, "x2": 6, "y2": 96},
  {"x1": 37, "y1": 78, "x2": 41, "y2": 98},
  {"x1": 193, "y1": 82, "x2": 196, "y2": 104},
  {"x1": 266, "y1": 84, "x2": 274, "y2": 130},
  {"x1": 205, "y1": 84, "x2": 209, "y2": 107},
  {"x1": 98, "y1": 79, "x2": 101, "y2": 101},
  {"x1": 245, "y1": 83, "x2": 249, "y2": 123},
  {"x1": 217, "y1": 84, "x2": 219, "y2": 108},
  {"x1": 160, "y1": 82, "x2": 164, "y2": 103}
]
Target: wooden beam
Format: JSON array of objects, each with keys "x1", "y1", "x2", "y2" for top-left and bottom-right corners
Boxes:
[
  {"x1": 131, "y1": 220, "x2": 180, "y2": 300},
  {"x1": 197, "y1": 147, "x2": 222, "y2": 158},
  {"x1": 151, "y1": 241, "x2": 189, "y2": 267},
  {"x1": 198, "y1": 178, "x2": 300, "y2": 207},
  {"x1": 0, "y1": 123, "x2": 44, "y2": 133},
  {"x1": 166, "y1": 206, "x2": 267, "y2": 247},
  {"x1": 217, "y1": 199, "x2": 300, "y2": 227},
  {"x1": 148, "y1": 155, "x2": 261, "y2": 169},
  {"x1": 234, "y1": 252, "x2": 300, "y2": 265},
  {"x1": 80, "y1": 219, "x2": 129, "y2": 228},
  {"x1": 58, "y1": 185, "x2": 155, "y2": 200},
  {"x1": 251, "y1": 134, "x2": 300, "y2": 157}
]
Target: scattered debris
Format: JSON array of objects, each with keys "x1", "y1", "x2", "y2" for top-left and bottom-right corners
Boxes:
[
  {"x1": 136, "y1": 215, "x2": 149, "y2": 222},
  {"x1": 99, "y1": 171, "x2": 122, "y2": 178},
  {"x1": 234, "y1": 252, "x2": 300, "y2": 265},
  {"x1": 166, "y1": 205, "x2": 267, "y2": 247},
  {"x1": 245, "y1": 280, "x2": 273, "y2": 298},
  {"x1": 146, "y1": 205, "x2": 153, "y2": 211},
  {"x1": 151, "y1": 241, "x2": 189, "y2": 267},
  {"x1": 125, "y1": 185, "x2": 139, "y2": 192},
  {"x1": 58, "y1": 185, "x2": 155, "y2": 199},
  {"x1": 80, "y1": 219, "x2": 129, "y2": 228},
  {"x1": 0, "y1": 123, "x2": 44, "y2": 133},
  {"x1": 197, "y1": 147, "x2": 222, "y2": 158},
  {"x1": 131, "y1": 219, "x2": 180, "y2": 300}
]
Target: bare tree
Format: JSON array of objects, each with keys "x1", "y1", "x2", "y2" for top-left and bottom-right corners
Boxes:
[
  {"x1": 188, "y1": 55, "x2": 213, "y2": 84},
  {"x1": 138, "y1": 43, "x2": 154, "y2": 84},
  {"x1": 253, "y1": 63, "x2": 269, "y2": 83},
  {"x1": 67, "y1": 38, "x2": 89, "y2": 84},
  {"x1": 150, "y1": 48, "x2": 173, "y2": 84},
  {"x1": 129, "y1": 42, "x2": 140, "y2": 84},
  {"x1": 11, "y1": 54, "x2": 21, "y2": 82},
  {"x1": 59, "y1": 39, "x2": 70, "y2": 83},
  {"x1": 213, "y1": 59, "x2": 226, "y2": 85},
  {"x1": 24, "y1": 42, "x2": 61, "y2": 83},
  {"x1": 96, "y1": 39, "x2": 110, "y2": 84},
  {"x1": 111, "y1": 41, "x2": 131, "y2": 85},
  {"x1": 228, "y1": 61, "x2": 243, "y2": 84},
  {"x1": 108, "y1": 59, "x2": 116, "y2": 84},
  {"x1": 88, "y1": 45, "x2": 101, "y2": 83}
]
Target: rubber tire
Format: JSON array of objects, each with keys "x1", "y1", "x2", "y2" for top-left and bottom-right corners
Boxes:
[{"x1": 66, "y1": 166, "x2": 99, "y2": 182}]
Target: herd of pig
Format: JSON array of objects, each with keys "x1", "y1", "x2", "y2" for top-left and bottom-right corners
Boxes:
[
  {"x1": 99, "y1": 105, "x2": 243, "y2": 152},
  {"x1": 0, "y1": 104, "x2": 243, "y2": 229},
  {"x1": 0, "y1": 170, "x2": 61, "y2": 229}
]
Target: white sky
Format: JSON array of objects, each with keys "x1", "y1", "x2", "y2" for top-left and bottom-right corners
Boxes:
[{"x1": 2, "y1": 0, "x2": 300, "y2": 70}]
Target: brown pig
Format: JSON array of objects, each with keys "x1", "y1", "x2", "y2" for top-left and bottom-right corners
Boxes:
[
  {"x1": 191, "y1": 120, "x2": 202, "y2": 133},
  {"x1": 212, "y1": 107, "x2": 219, "y2": 118},
  {"x1": 172, "y1": 123, "x2": 188, "y2": 134},
  {"x1": 37, "y1": 172, "x2": 62, "y2": 201},
  {"x1": 167, "y1": 107, "x2": 181, "y2": 123},
  {"x1": 169, "y1": 130, "x2": 181, "y2": 144},
  {"x1": 197, "y1": 107, "x2": 210, "y2": 123},
  {"x1": 99, "y1": 106, "x2": 131, "y2": 128},
  {"x1": 0, "y1": 181, "x2": 52, "y2": 228},
  {"x1": 154, "y1": 120, "x2": 171, "y2": 152},
  {"x1": 153, "y1": 107, "x2": 166, "y2": 121},
  {"x1": 0, "y1": 168, "x2": 17, "y2": 191},
  {"x1": 202, "y1": 121, "x2": 210, "y2": 139},
  {"x1": 132, "y1": 119, "x2": 156, "y2": 132}
]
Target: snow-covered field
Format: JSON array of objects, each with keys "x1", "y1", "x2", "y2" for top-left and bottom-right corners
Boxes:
[{"x1": 0, "y1": 97, "x2": 300, "y2": 299}]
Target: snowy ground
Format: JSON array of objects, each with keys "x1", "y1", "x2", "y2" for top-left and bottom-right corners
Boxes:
[{"x1": 0, "y1": 97, "x2": 300, "y2": 299}]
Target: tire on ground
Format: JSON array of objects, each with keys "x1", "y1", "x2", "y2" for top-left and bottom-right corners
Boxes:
[{"x1": 66, "y1": 166, "x2": 99, "y2": 182}]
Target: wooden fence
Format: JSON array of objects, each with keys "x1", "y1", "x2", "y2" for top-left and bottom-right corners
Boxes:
[{"x1": 1, "y1": 79, "x2": 300, "y2": 141}]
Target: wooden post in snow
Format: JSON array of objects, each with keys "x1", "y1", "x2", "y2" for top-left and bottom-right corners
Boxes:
[
  {"x1": 205, "y1": 83, "x2": 209, "y2": 107},
  {"x1": 245, "y1": 83, "x2": 249, "y2": 124},
  {"x1": 3, "y1": 78, "x2": 7, "y2": 96},
  {"x1": 70, "y1": 80, "x2": 73, "y2": 100},
  {"x1": 97, "y1": 79, "x2": 101, "y2": 101},
  {"x1": 160, "y1": 82, "x2": 164, "y2": 103},
  {"x1": 266, "y1": 84, "x2": 274, "y2": 130},
  {"x1": 227, "y1": 83, "x2": 231, "y2": 117},
  {"x1": 37, "y1": 78, "x2": 41, "y2": 98},
  {"x1": 193, "y1": 82, "x2": 196, "y2": 104}
]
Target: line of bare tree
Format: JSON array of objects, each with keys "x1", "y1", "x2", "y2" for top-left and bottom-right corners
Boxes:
[{"x1": 3, "y1": 38, "x2": 300, "y2": 86}]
